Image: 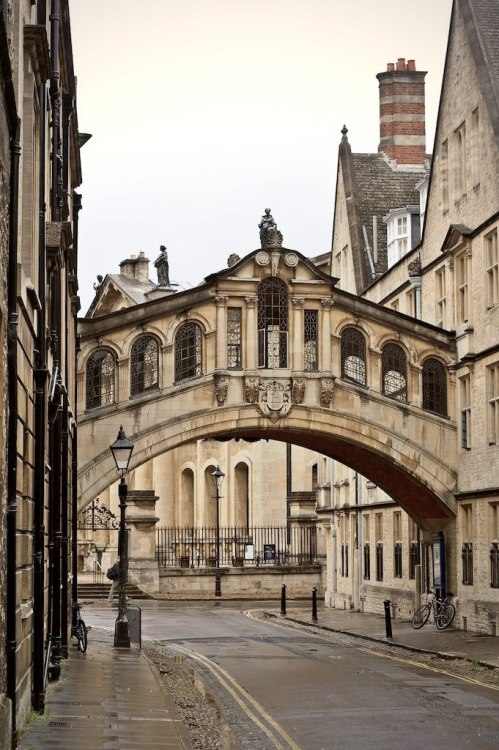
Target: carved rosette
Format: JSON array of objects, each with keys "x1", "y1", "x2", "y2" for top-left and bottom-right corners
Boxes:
[
  {"x1": 284, "y1": 253, "x2": 298, "y2": 267},
  {"x1": 320, "y1": 378, "x2": 334, "y2": 406},
  {"x1": 292, "y1": 378, "x2": 305, "y2": 404},
  {"x1": 214, "y1": 374, "x2": 228, "y2": 404},
  {"x1": 257, "y1": 379, "x2": 292, "y2": 422},
  {"x1": 244, "y1": 376, "x2": 260, "y2": 404}
]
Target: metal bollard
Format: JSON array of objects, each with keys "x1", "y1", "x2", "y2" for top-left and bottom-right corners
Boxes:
[
  {"x1": 280, "y1": 584, "x2": 286, "y2": 616},
  {"x1": 383, "y1": 599, "x2": 393, "y2": 639},
  {"x1": 312, "y1": 587, "x2": 318, "y2": 622}
]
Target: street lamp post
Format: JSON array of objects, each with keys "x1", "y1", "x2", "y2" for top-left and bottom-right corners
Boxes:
[
  {"x1": 211, "y1": 466, "x2": 225, "y2": 599},
  {"x1": 110, "y1": 426, "x2": 134, "y2": 648}
]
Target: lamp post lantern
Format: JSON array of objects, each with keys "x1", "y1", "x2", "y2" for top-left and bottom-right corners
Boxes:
[
  {"x1": 211, "y1": 466, "x2": 225, "y2": 599},
  {"x1": 110, "y1": 426, "x2": 134, "y2": 648}
]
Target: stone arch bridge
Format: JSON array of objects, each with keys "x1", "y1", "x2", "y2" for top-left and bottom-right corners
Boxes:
[{"x1": 77, "y1": 241, "x2": 457, "y2": 530}]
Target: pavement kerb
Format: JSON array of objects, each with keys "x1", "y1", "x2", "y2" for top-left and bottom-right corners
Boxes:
[
  {"x1": 264, "y1": 611, "x2": 499, "y2": 672},
  {"x1": 139, "y1": 641, "x2": 194, "y2": 750}
]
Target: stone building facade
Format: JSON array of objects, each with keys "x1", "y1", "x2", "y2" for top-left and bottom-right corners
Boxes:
[
  {"x1": 329, "y1": 0, "x2": 499, "y2": 632},
  {"x1": 0, "y1": 2, "x2": 85, "y2": 746}
]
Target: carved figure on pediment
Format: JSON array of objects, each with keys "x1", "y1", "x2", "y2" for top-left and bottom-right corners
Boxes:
[
  {"x1": 214, "y1": 375, "x2": 228, "y2": 404},
  {"x1": 258, "y1": 208, "x2": 283, "y2": 249},
  {"x1": 227, "y1": 253, "x2": 240, "y2": 268},
  {"x1": 292, "y1": 378, "x2": 305, "y2": 404},
  {"x1": 245, "y1": 377, "x2": 259, "y2": 404},
  {"x1": 320, "y1": 378, "x2": 335, "y2": 406}
]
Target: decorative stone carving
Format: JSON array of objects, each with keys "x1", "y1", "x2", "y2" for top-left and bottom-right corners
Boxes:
[
  {"x1": 284, "y1": 253, "x2": 298, "y2": 267},
  {"x1": 292, "y1": 378, "x2": 305, "y2": 404},
  {"x1": 321, "y1": 298, "x2": 334, "y2": 309},
  {"x1": 408, "y1": 256, "x2": 422, "y2": 278},
  {"x1": 214, "y1": 374, "x2": 228, "y2": 404},
  {"x1": 320, "y1": 378, "x2": 335, "y2": 406},
  {"x1": 245, "y1": 295, "x2": 258, "y2": 306},
  {"x1": 291, "y1": 297, "x2": 305, "y2": 307},
  {"x1": 255, "y1": 251, "x2": 270, "y2": 266},
  {"x1": 244, "y1": 376, "x2": 260, "y2": 404},
  {"x1": 227, "y1": 253, "x2": 240, "y2": 268},
  {"x1": 257, "y1": 379, "x2": 292, "y2": 422},
  {"x1": 258, "y1": 208, "x2": 283, "y2": 249},
  {"x1": 214, "y1": 295, "x2": 228, "y2": 306}
]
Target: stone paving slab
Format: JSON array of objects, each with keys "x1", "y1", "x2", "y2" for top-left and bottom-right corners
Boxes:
[{"x1": 17, "y1": 628, "x2": 192, "y2": 750}]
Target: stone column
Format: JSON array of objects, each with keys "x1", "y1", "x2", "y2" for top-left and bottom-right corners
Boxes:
[
  {"x1": 320, "y1": 299, "x2": 333, "y2": 372},
  {"x1": 291, "y1": 297, "x2": 305, "y2": 371},
  {"x1": 214, "y1": 295, "x2": 229, "y2": 370},
  {"x1": 117, "y1": 356, "x2": 129, "y2": 403},
  {"x1": 126, "y1": 489, "x2": 160, "y2": 593},
  {"x1": 245, "y1": 296, "x2": 258, "y2": 370}
]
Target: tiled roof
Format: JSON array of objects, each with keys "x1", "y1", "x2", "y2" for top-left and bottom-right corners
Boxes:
[
  {"x1": 351, "y1": 153, "x2": 425, "y2": 274},
  {"x1": 106, "y1": 273, "x2": 157, "y2": 304}
]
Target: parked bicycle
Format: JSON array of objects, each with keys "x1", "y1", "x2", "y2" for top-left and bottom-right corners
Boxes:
[
  {"x1": 411, "y1": 589, "x2": 456, "y2": 630},
  {"x1": 71, "y1": 601, "x2": 89, "y2": 652}
]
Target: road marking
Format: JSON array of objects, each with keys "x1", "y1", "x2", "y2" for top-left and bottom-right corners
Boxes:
[
  {"x1": 168, "y1": 642, "x2": 302, "y2": 750},
  {"x1": 245, "y1": 609, "x2": 499, "y2": 693},
  {"x1": 357, "y1": 646, "x2": 499, "y2": 691}
]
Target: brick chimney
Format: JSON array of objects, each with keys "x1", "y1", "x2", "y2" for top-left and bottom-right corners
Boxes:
[
  {"x1": 377, "y1": 58, "x2": 427, "y2": 167},
  {"x1": 119, "y1": 251, "x2": 150, "y2": 282}
]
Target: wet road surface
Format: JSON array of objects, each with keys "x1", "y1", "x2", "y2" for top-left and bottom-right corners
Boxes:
[{"x1": 85, "y1": 600, "x2": 499, "y2": 750}]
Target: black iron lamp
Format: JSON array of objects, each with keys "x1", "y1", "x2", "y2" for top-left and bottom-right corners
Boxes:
[
  {"x1": 211, "y1": 466, "x2": 225, "y2": 599},
  {"x1": 110, "y1": 426, "x2": 134, "y2": 647}
]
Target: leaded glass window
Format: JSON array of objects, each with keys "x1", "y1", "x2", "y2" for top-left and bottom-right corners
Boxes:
[
  {"x1": 304, "y1": 310, "x2": 318, "y2": 372},
  {"x1": 341, "y1": 327, "x2": 366, "y2": 385},
  {"x1": 175, "y1": 323, "x2": 202, "y2": 381},
  {"x1": 258, "y1": 277, "x2": 288, "y2": 368},
  {"x1": 422, "y1": 358, "x2": 447, "y2": 416},
  {"x1": 131, "y1": 336, "x2": 159, "y2": 396},
  {"x1": 382, "y1": 343, "x2": 407, "y2": 401},
  {"x1": 227, "y1": 307, "x2": 242, "y2": 369},
  {"x1": 86, "y1": 349, "x2": 115, "y2": 410}
]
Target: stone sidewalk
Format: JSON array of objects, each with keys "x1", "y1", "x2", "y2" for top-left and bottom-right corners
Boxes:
[
  {"x1": 17, "y1": 627, "x2": 193, "y2": 750},
  {"x1": 274, "y1": 603, "x2": 499, "y2": 669}
]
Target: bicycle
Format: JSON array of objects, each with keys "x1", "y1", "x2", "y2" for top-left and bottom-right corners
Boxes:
[
  {"x1": 411, "y1": 589, "x2": 456, "y2": 630},
  {"x1": 71, "y1": 601, "x2": 89, "y2": 652}
]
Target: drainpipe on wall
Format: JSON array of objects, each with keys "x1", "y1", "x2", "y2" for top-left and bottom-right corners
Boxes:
[
  {"x1": 32, "y1": 66, "x2": 49, "y2": 716},
  {"x1": 71, "y1": 191, "x2": 82, "y2": 619},
  {"x1": 7, "y1": 117, "x2": 21, "y2": 748}
]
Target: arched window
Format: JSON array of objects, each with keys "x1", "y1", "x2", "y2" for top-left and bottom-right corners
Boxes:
[
  {"x1": 258, "y1": 277, "x2": 288, "y2": 368},
  {"x1": 175, "y1": 323, "x2": 202, "y2": 381},
  {"x1": 131, "y1": 335, "x2": 159, "y2": 396},
  {"x1": 86, "y1": 349, "x2": 115, "y2": 410},
  {"x1": 341, "y1": 327, "x2": 367, "y2": 386},
  {"x1": 422, "y1": 358, "x2": 447, "y2": 417},
  {"x1": 382, "y1": 343, "x2": 407, "y2": 401}
]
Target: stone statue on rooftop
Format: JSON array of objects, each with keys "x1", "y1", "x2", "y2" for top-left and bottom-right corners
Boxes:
[
  {"x1": 154, "y1": 245, "x2": 170, "y2": 287},
  {"x1": 258, "y1": 208, "x2": 283, "y2": 249}
]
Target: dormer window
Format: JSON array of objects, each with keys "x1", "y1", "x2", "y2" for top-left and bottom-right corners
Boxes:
[{"x1": 384, "y1": 206, "x2": 420, "y2": 268}]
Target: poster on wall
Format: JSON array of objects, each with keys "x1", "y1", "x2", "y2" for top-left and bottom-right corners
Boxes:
[
  {"x1": 263, "y1": 544, "x2": 276, "y2": 561},
  {"x1": 244, "y1": 543, "x2": 254, "y2": 561}
]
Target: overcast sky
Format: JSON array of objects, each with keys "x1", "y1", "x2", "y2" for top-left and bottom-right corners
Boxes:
[{"x1": 69, "y1": 0, "x2": 453, "y2": 314}]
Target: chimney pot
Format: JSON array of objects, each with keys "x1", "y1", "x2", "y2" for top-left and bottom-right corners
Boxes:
[
  {"x1": 407, "y1": 59, "x2": 416, "y2": 71},
  {"x1": 397, "y1": 57, "x2": 405, "y2": 71},
  {"x1": 387, "y1": 62, "x2": 395, "y2": 72}
]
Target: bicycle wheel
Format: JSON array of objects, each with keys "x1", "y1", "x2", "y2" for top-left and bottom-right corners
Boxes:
[
  {"x1": 77, "y1": 620, "x2": 88, "y2": 652},
  {"x1": 412, "y1": 603, "x2": 431, "y2": 629},
  {"x1": 436, "y1": 603, "x2": 456, "y2": 630}
]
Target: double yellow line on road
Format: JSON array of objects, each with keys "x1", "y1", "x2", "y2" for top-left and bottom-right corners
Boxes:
[{"x1": 169, "y1": 641, "x2": 302, "y2": 750}]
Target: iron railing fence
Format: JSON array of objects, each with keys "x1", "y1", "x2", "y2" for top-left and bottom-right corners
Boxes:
[{"x1": 156, "y1": 525, "x2": 318, "y2": 568}]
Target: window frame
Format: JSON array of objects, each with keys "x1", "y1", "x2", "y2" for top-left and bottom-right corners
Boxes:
[{"x1": 175, "y1": 322, "x2": 203, "y2": 382}]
